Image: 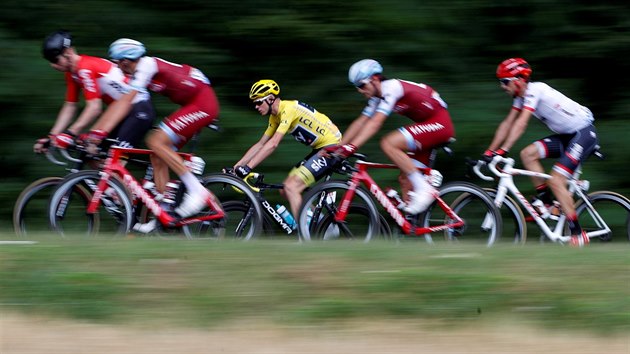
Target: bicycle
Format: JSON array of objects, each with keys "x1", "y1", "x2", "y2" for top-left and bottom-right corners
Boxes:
[
  {"x1": 465, "y1": 152, "x2": 630, "y2": 245},
  {"x1": 296, "y1": 153, "x2": 502, "y2": 245},
  {"x1": 47, "y1": 145, "x2": 264, "y2": 239},
  {"x1": 237, "y1": 159, "x2": 391, "y2": 238}
]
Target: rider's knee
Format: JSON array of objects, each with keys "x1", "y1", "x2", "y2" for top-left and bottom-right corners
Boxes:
[
  {"x1": 520, "y1": 145, "x2": 539, "y2": 164},
  {"x1": 283, "y1": 175, "x2": 305, "y2": 194}
]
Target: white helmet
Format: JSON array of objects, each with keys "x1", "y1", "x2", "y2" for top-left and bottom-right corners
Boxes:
[
  {"x1": 108, "y1": 38, "x2": 146, "y2": 60},
  {"x1": 348, "y1": 59, "x2": 383, "y2": 86}
]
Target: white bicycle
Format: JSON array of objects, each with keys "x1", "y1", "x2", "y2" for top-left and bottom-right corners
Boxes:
[{"x1": 459, "y1": 152, "x2": 630, "y2": 245}]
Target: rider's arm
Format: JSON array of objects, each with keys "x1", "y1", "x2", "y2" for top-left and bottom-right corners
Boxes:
[
  {"x1": 344, "y1": 112, "x2": 387, "y2": 149},
  {"x1": 234, "y1": 134, "x2": 271, "y2": 168},
  {"x1": 486, "y1": 108, "x2": 519, "y2": 151},
  {"x1": 340, "y1": 114, "x2": 370, "y2": 144},
  {"x1": 91, "y1": 91, "x2": 137, "y2": 133},
  {"x1": 243, "y1": 132, "x2": 284, "y2": 169},
  {"x1": 66, "y1": 98, "x2": 103, "y2": 135},
  {"x1": 499, "y1": 109, "x2": 533, "y2": 151},
  {"x1": 49, "y1": 101, "x2": 79, "y2": 135}
]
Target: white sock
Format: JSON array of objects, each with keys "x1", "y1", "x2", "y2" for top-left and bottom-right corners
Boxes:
[
  {"x1": 179, "y1": 172, "x2": 207, "y2": 196},
  {"x1": 407, "y1": 171, "x2": 430, "y2": 192}
]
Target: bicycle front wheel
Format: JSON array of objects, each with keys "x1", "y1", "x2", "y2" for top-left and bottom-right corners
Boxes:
[
  {"x1": 182, "y1": 173, "x2": 264, "y2": 240},
  {"x1": 13, "y1": 177, "x2": 64, "y2": 237},
  {"x1": 297, "y1": 180, "x2": 381, "y2": 242},
  {"x1": 48, "y1": 170, "x2": 133, "y2": 236},
  {"x1": 421, "y1": 181, "x2": 503, "y2": 246},
  {"x1": 574, "y1": 191, "x2": 630, "y2": 243}
]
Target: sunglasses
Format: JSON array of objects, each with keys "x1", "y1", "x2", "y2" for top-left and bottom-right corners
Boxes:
[
  {"x1": 499, "y1": 78, "x2": 518, "y2": 85},
  {"x1": 355, "y1": 79, "x2": 371, "y2": 89},
  {"x1": 253, "y1": 99, "x2": 266, "y2": 107}
]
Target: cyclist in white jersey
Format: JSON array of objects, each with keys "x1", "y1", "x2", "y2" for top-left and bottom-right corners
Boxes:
[{"x1": 481, "y1": 58, "x2": 598, "y2": 246}]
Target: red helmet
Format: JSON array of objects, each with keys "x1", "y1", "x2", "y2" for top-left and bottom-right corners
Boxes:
[{"x1": 496, "y1": 58, "x2": 532, "y2": 79}]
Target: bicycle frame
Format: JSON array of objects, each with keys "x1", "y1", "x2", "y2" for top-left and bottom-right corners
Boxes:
[
  {"x1": 87, "y1": 146, "x2": 224, "y2": 228},
  {"x1": 479, "y1": 156, "x2": 610, "y2": 243},
  {"x1": 336, "y1": 160, "x2": 463, "y2": 235}
]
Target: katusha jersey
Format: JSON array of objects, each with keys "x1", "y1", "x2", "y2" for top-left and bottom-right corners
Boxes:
[
  {"x1": 513, "y1": 82, "x2": 594, "y2": 134},
  {"x1": 361, "y1": 79, "x2": 448, "y2": 122},
  {"x1": 127, "y1": 57, "x2": 211, "y2": 105},
  {"x1": 65, "y1": 55, "x2": 149, "y2": 104},
  {"x1": 264, "y1": 100, "x2": 341, "y2": 149}
]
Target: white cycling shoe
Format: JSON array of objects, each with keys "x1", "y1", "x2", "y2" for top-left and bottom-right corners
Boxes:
[
  {"x1": 133, "y1": 219, "x2": 157, "y2": 234},
  {"x1": 403, "y1": 188, "x2": 436, "y2": 215},
  {"x1": 175, "y1": 192, "x2": 210, "y2": 218}
]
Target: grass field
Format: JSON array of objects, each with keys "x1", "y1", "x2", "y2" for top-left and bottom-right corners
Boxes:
[{"x1": 1, "y1": 235, "x2": 628, "y2": 337}]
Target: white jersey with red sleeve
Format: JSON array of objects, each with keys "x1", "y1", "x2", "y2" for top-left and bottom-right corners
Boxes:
[
  {"x1": 361, "y1": 79, "x2": 448, "y2": 122},
  {"x1": 64, "y1": 55, "x2": 150, "y2": 104},
  {"x1": 512, "y1": 82, "x2": 594, "y2": 134},
  {"x1": 127, "y1": 57, "x2": 211, "y2": 105}
]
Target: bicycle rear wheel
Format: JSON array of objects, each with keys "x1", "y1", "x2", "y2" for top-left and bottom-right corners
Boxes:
[
  {"x1": 420, "y1": 182, "x2": 503, "y2": 246},
  {"x1": 13, "y1": 177, "x2": 64, "y2": 236},
  {"x1": 48, "y1": 170, "x2": 133, "y2": 236},
  {"x1": 182, "y1": 173, "x2": 264, "y2": 240},
  {"x1": 297, "y1": 180, "x2": 381, "y2": 242},
  {"x1": 574, "y1": 191, "x2": 630, "y2": 243}
]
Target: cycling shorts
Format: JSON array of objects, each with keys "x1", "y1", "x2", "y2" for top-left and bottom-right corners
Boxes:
[
  {"x1": 160, "y1": 85, "x2": 219, "y2": 149},
  {"x1": 289, "y1": 146, "x2": 339, "y2": 186},
  {"x1": 533, "y1": 124, "x2": 599, "y2": 178},
  {"x1": 398, "y1": 108, "x2": 455, "y2": 167},
  {"x1": 109, "y1": 99, "x2": 156, "y2": 148}
]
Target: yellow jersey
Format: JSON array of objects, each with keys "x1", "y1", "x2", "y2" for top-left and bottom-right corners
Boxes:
[{"x1": 264, "y1": 100, "x2": 341, "y2": 149}]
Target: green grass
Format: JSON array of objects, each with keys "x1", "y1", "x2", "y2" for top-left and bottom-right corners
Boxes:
[{"x1": 0, "y1": 236, "x2": 628, "y2": 335}]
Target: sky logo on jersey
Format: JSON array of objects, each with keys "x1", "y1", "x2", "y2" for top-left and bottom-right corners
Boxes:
[{"x1": 310, "y1": 156, "x2": 328, "y2": 172}]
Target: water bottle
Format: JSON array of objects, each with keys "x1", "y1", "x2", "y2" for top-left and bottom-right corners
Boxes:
[
  {"x1": 532, "y1": 199, "x2": 550, "y2": 219},
  {"x1": 185, "y1": 156, "x2": 206, "y2": 175},
  {"x1": 276, "y1": 204, "x2": 297, "y2": 230},
  {"x1": 306, "y1": 208, "x2": 314, "y2": 227},
  {"x1": 385, "y1": 187, "x2": 406, "y2": 209}
]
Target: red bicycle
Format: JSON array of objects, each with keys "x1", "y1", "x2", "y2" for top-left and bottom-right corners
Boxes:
[
  {"x1": 297, "y1": 155, "x2": 502, "y2": 245},
  {"x1": 47, "y1": 145, "x2": 264, "y2": 239}
]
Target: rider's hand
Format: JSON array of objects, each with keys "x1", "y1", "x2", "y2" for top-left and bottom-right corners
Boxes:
[
  {"x1": 234, "y1": 165, "x2": 252, "y2": 178},
  {"x1": 85, "y1": 129, "x2": 108, "y2": 145},
  {"x1": 52, "y1": 130, "x2": 76, "y2": 149},
  {"x1": 33, "y1": 135, "x2": 52, "y2": 154},
  {"x1": 481, "y1": 148, "x2": 508, "y2": 163},
  {"x1": 333, "y1": 143, "x2": 357, "y2": 159},
  {"x1": 222, "y1": 167, "x2": 236, "y2": 175}
]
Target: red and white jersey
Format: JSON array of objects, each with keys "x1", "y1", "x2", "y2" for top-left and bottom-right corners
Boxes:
[
  {"x1": 513, "y1": 82, "x2": 594, "y2": 134},
  {"x1": 128, "y1": 57, "x2": 211, "y2": 105},
  {"x1": 65, "y1": 55, "x2": 149, "y2": 104},
  {"x1": 361, "y1": 79, "x2": 448, "y2": 122}
]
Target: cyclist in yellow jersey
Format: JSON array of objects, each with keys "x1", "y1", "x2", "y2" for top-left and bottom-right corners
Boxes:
[{"x1": 232, "y1": 80, "x2": 342, "y2": 218}]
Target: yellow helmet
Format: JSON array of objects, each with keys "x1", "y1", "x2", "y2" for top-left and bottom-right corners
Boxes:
[{"x1": 249, "y1": 79, "x2": 280, "y2": 100}]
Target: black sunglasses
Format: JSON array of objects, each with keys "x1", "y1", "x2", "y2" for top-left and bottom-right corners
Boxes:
[
  {"x1": 253, "y1": 99, "x2": 266, "y2": 107},
  {"x1": 499, "y1": 78, "x2": 516, "y2": 85}
]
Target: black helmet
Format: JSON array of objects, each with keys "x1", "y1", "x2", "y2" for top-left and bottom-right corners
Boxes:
[{"x1": 42, "y1": 30, "x2": 72, "y2": 63}]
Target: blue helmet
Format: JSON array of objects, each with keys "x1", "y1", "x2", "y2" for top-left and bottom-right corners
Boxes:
[
  {"x1": 43, "y1": 30, "x2": 72, "y2": 63},
  {"x1": 348, "y1": 59, "x2": 383, "y2": 86},
  {"x1": 108, "y1": 38, "x2": 146, "y2": 60}
]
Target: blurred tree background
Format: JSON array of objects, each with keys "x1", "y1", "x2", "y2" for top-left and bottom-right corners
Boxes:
[{"x1": 1, "y1": 0, "x2": 629, "y2": 231}]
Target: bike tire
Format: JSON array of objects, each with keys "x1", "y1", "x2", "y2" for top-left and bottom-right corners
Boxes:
[
  {"x1": 297, "y1": 180, "x2": 381, "y2": 242},
  {"x1": 420, "y1": 181, "x2": 503, "y2": 246},
  {"x1": 573, "y1": 191, "x2": 630, "y2": 242},
  {"x1": 48, "y1": 170, "x2": 133, "y2": 236},
  {"x1": 449, "y1": 188, "x2": 527, "y2": 244},
  {"x1": 189, "y1": 173, "x2": 264, "y2": 240},
  {"x1": 13, "y1": 177, "x2": 64, "y2": 236}
]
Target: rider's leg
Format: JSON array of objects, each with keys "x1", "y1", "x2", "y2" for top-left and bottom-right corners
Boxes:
[
  {"x1": 281, "y1": 175, "x2": 307, "y2": 218},
  {"x1": 381, "y1": 131, "x2": 434, "y2": 214},
  {"x1": 146, "y1": 130, "x2": 220, "y2": 218},
  {"x1": 520, "y1": 144, "x2": 552, "y2": 198}
]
